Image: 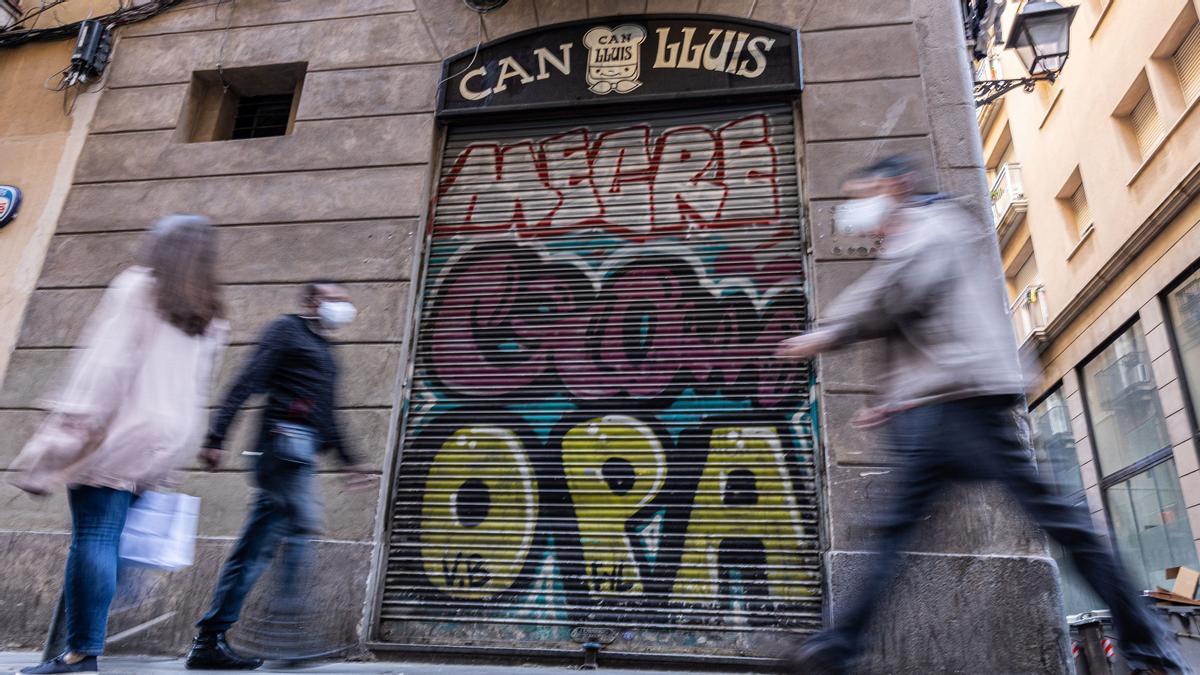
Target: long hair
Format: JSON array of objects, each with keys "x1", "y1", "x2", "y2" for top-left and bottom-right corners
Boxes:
[{"x1": 141, "y1": 214, "x2": 223, "y2": 337}]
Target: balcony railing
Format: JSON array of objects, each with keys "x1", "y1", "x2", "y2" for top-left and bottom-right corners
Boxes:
[
  {"x1": 991, "y1": 162, "x2": 1028, "y2": 246},
  {"x1": 1011, "y1": 283, "x2": 1049, "y2": 349}
]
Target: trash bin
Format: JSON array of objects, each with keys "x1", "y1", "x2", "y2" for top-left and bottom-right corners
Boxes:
[
  {"x1": 1068, "y1": 610, "x2": 1121, "y2": 675},
  {"x1": 1068, "y1": 604, "x2": 1200, "y2": 674},
  {"x1": 1152, "y1": 605, "x2": 1200, "y2": 666}
]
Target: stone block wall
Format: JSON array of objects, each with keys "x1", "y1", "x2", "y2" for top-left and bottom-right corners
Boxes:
[{"x1": 0, "y1": 0, "x2": 1069, "y2": 670}]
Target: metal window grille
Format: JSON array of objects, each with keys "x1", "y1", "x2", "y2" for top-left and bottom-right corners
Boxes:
[
  {"x1": 230, "y1": 93, "x2": 293, "y2": 140},
  {"x1": 1175, "y1": 24, "x2": 1200, "y2": 103},
  {"x1": 1129, "y1": 91, "x2": 1164, "y2": 157}
]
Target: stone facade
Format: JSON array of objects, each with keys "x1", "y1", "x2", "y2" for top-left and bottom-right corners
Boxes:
[{"x1": 0, "y1": 0, "x2": 1067, "y2": 671}]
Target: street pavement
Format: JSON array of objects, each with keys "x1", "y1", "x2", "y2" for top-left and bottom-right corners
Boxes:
[{"x1": 0, "y1": 653, "x2": 746, "y2": 675}]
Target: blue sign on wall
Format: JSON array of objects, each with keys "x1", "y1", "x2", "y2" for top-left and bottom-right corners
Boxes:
[{"x1": 0, "y1": 185, "x2": 21, "y2": 229}]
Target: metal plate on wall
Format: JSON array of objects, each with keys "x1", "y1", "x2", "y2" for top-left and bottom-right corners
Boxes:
[{"x1": 380, "y1": 103, "x2": 820, "y2": 657}]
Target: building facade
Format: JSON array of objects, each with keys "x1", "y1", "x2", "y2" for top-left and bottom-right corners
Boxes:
[
  {"x1": 974, "y1": 0, "x2": 1200, "y2": 618},
  {"x1": 1, "y1": 0, "x2": 1068, "y2": 671},
  {"x1": 0, "y1": 0, "x2": 117, "y2": 384}
]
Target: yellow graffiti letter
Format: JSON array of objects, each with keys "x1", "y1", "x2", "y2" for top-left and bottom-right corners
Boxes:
[
  {"x1": 562, "y1": 415, "x2": 664, "y2": 596},
  {"x1": 670, "y1": 427, "x2": 813, "y2": 603},
  {"x1": 420, "y1": 427, "x2": 536, "y2": 600}
]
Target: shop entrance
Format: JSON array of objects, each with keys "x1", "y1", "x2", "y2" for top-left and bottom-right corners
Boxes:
[{"x1": 377, "y1": 101, "x2": 821, "y2": 657}]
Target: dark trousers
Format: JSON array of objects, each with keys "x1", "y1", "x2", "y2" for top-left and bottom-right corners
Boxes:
[
  {"x1": 64, "y1": 486, "x2": 134, "y2": 655},
  {"x1": 197, "y1": 433, "x2": 322, "y2": 634},
  {"x1": 823, "y1": 395, "x2": 1170, "y2": 665}
]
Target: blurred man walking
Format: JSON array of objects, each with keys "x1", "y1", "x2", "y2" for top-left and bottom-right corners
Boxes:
[
  {"x1": 186, "y1": 281, "x2": 370, "y2": 670},
  {"x1": 776, "y1": 155, "x2": 1187, "y2": 674}
]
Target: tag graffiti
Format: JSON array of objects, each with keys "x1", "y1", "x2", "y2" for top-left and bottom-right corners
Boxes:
[
  {"x1": 437, "y1": 113, "x2": 787, "y2": 242},
  {"x1": 393, "y1": 109, "x2": 816, "y2": 630},
  {"x1": 415, "y1": 419, "x2": 817, "y2": 610}
]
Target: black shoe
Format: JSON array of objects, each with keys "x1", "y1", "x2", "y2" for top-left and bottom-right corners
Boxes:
[
  {"x1": 185, "y1": 631, "x2": 263, "y2": 671},
  {"x1": 1124, "y1": 638, "x2": 1194, "y2": 675},
  {"x1": 782, "y1": 635, "x2": 851, "y2": 675},
  {"x1": 20, "y1": 653, "x2": 98, "y2": 673}
]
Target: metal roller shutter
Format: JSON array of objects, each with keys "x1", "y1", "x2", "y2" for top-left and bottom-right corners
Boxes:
[{"x1": 379, "y1": 103, "x2": 820, "y2": 658}]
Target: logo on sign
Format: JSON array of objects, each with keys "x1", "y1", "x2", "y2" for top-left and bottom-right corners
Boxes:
[
  {"x1": 583, "y1": 24, "x2": 647, "y2": 95},
  {"x1": 0, "y1": 185, "x2": 21, "y2": 229}
]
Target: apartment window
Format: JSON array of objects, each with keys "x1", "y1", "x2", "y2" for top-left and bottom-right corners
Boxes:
[
  {"x1": 1082, "y1": 322, "x2": 1198, "y2": 589},
  {"x1": 1030, "y1": 390, "x2": 1104, "y2": 614},
  {"x1": 1068, "y1": 184, "x2": 1093, "y2": 239},
  {"x1": 1176, "y1": 23, "x2": 1200, "y2": 103},
  {"x1": 182, "y1": 63, "x2": 306, "y2": 143},
  {"x1": 1106, "y1": 461, "x2": 1198, "y2": 589},
  {"x1": 1031, "y1": 390, "x2": 1085, "y2": 496},
  {"x1": 1129, "y1": 90, "x2": 1165, "y2": 157},
  {"x1": 1168, "y1": 268, "x2": 1200, "y2": 425}
]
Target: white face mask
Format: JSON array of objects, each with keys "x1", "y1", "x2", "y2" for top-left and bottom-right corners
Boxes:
[
  {"x1": 317, "y1": 301, "x2": 357, "y2": 330},
  {"x1": 834, "y1": 195, "x2": 895, "y2": 237}
]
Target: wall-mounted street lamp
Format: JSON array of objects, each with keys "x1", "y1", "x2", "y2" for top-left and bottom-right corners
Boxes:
[{"x1": 974, "y1": 1, "x2": 1077, "y2": 106}]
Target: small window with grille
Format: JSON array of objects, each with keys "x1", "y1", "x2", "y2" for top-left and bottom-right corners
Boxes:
[
  {"x1": 1174, "y1": 23, "x2": 1200, "y2": 103},
  {"x1": 182, "y1": 62, "x2": 306, "y2": 143},
  {"x1": 231, "y1": 94, "x2": 295, "y2": 140}
]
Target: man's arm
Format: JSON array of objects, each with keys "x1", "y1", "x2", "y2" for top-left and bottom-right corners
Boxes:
[
  {"x1": 822, "y1": 233, "x2": 951, "y2": 343},
  {"x1": 203, "y1": 319, "x2": 289, "y2": 454},
  {"x1": 320, "y1": 403, "x2": 358, "y2": 467},
  {"x1": 777, "y1": 229, "x2": 951, "y2": 359},
  {"x1": 319, "y1": 370, "x2": 373, "y2": 487}
]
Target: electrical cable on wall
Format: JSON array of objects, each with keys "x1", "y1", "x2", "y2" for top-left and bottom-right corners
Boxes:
[
  {"x1": 440, "y1": 0, "x2": 508, "y2": 88},
  {"x1": 0, "y1": 0, "x2": 189, "y2": 49},
  {"x1": 437, "y1": 10, "x2": 485, "y2": 89},
  {"x1": 3, "y1": 1, "x2": 191, "y2": 114}
]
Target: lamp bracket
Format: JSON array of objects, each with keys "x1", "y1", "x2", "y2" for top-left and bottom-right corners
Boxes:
[{"x1": 974, "y1": 73, "x2": 1055, "y2": 107}]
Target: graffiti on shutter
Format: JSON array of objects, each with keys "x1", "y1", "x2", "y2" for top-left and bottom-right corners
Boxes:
[{"x1": 381, "y1": 104, "x2": 819, "y2": 656}]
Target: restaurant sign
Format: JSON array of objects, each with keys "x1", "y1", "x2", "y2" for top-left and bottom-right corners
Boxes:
[{"x1": 437, "y1": 15, "x2": 802, "y2": 117}]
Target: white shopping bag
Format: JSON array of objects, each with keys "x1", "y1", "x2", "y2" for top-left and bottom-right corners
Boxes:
[{"x1": 119, "y1": 491, "x2": 200, "y2": 570}]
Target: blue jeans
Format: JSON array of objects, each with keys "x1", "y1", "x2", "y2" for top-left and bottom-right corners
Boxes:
[
  {"x1": 816, "y1": 396, "x2": 1174, "y2": 667},
  {"x1": 64, "y1": 486, "x2": 135, "y2": 655},
  {"x1": 197, "y1": 424, "x2": 322, "y2": 633}
]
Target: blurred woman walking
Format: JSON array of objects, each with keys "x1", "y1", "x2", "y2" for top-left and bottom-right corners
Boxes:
[{"x1": 9, "y1": 215, "x2": 227, "y2": 674}]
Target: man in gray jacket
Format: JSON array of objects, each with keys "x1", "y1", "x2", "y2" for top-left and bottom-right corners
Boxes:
[{"x1": 778, "y1": 155, "x2": 1185, "y2": 673}]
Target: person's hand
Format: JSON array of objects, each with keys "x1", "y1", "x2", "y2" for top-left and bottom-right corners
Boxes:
[
  {"x1": 775, "y1": 332, "x2": 834, "y2": 360},
  {"x1": 343, "y1": 464, "x2": 374, "y2": 491},
  {"x1": 199, "y1": 447, "x2": 223, "y2": 471}
]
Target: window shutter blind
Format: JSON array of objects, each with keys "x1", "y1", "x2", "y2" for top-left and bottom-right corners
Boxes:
[
  {"x1": 1130, "y1": 92, "x2": 1164, "y2": 157},
  {"x1": 1175, "y1": 25, "x2": 1200, "y2": 103},
  {"x1": 1070, "y1": 185, "x2": 1092, "y2": 234}
]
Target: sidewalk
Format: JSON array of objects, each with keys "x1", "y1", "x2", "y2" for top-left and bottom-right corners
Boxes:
[{"x1": 0, "y1": 653, "x2": 743, "y2": 675}]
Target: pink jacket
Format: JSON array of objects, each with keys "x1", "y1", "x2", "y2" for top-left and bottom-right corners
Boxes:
[{"x1": 9, "y1": 267, "x2": 227, "y2": 495}]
